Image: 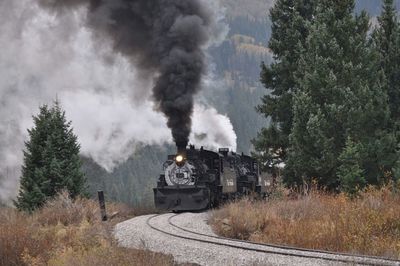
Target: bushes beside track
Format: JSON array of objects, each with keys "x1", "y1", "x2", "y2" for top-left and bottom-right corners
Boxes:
[
  {"x1": 211, "y1": 185, "x2": 400, "y2": 259},
  {"x1": 0, "y1": 192, "x2": 174, "y2": 266}
]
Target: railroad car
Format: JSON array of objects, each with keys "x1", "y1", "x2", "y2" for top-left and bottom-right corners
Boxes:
[{"x1": 153, "y1": 145, "x2": 271, "y2": 211}]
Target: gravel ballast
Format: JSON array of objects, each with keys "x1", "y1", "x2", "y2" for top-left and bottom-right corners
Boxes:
[{"x1": 114, "y1": 212, "x2": 399, "y2": 266}]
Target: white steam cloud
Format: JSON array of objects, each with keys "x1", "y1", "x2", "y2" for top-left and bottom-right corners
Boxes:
[{"x1": 0, "y1": 0, "x2": 236, "y2": 203}]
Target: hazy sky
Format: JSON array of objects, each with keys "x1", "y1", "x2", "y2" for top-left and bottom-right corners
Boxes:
[{"x1": 0, "y1": 0, "x2": 236, "y2": 203}]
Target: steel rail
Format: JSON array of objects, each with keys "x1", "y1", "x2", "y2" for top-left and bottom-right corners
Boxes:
[
  {"x1": 145, "y1": 214, "x2": 399, "y2": 266},
  {"x1": 168, "y1": 213, "x2": 400, "y2": 266}
]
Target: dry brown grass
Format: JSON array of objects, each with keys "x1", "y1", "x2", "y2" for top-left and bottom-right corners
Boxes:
[
  {"x1": 211, "y1": 185, "x2": 400, "y2": 259},
  {"x1": 0, "y1": 192, "x2": 175, "y2": 266}
]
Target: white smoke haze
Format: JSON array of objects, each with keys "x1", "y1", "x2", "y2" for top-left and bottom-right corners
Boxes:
[
  {"x1": 61, "y1": 91, "x2": 172, "y2": 171},
  {"x1": 191, "y1": 105, "x2": 237, "y2": 151},
  {"x1": 0, "y1": 0, "x2": 236, "y2": 202}
]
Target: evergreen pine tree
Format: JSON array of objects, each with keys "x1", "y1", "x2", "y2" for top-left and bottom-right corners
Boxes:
[
  {"x1": 373, "y1": 0, "x2": 400, "y2": 122},
  {"x1": 372, "y1": 0, "x2": 400, "y2": 184},
  {"x1": 15, "y1": 101, "x2": 86, "y2": 212},
  {"x1": 287, "y1": 0, "x2": 392, "y2": 189},
  {"x1": 253, "y1": 0, "x2": 316, "y2": 169},
  {"x1": 337, "y1": 138, "x2": 366, "y2": 196}
]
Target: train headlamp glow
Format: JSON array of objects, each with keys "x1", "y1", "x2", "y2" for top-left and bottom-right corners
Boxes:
[{"x1": 176, "y1": 155, "x2": 184, "y2": 163}]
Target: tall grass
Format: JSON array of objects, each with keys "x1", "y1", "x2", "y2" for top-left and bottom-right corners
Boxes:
[
  {"x1": 0, "y1": 192, "x2": 174, "y2": 266},
  {"x1": 211, "y1": 185, "x2": 400, "y2": 259}
]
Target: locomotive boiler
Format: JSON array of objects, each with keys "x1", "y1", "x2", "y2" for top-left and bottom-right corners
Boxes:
[{"x1": 153, "y1": 145, "x2": 270, "y2": 211}]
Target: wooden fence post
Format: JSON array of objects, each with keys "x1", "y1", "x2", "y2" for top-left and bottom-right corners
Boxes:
[{"x1": 98, "y1": 190, "x2": 107, "y2": 221}]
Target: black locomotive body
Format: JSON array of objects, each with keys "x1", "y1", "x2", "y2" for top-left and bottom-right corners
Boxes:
[{"x1": 153, "y1": 146, "x2": 270, "y2": 211}]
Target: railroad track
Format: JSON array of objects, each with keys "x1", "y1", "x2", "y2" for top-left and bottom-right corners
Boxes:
[{"x1": 146, "y1": 213, "x2": 399, "y2": 266}]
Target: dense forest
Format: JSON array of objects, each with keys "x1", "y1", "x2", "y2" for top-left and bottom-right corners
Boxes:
[
  {"x1": 254, "y1": 0, "x2": 400, "y2": 194},
  {"x1": 83, "y1": 0, "x2": 400, "y2": 205}
]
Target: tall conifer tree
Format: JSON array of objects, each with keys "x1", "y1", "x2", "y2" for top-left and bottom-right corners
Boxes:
[
  {"x1": 16, "y1": 101, "x2": 87, "y2": 212},
  {"x1": 373, "y1": 0, "x2": 400, "y2": 125},
  {"x1": 253, "y1": 0, "x2": 316, "y2": 169},
  {"x1": 373, "y1": 0, "x2": 400, "y2": 183},
  {"x1": 287, "y1": 0, "x2": 392, "y2": 189}
]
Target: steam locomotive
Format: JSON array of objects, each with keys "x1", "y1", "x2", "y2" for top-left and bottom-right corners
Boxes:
[{"x1": 153, "y1": 145, "x2": 271, "y2": 211}]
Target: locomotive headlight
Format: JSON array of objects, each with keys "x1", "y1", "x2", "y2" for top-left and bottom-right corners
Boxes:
[{"x1": 176, "y1": 155, "x2": 184, "y2": 163}]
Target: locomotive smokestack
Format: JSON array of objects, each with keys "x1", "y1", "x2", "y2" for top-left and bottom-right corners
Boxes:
[
  {"x1": 37, "y1": 0, "x2": 214, "y2": 149},
  {"x1": 176, "y1": 141, "x2": 187, "y2": 155}
]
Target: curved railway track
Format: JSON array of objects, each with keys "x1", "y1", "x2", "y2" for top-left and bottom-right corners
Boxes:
[{"x1": 146, "y1": 213, "x2": 399, "y2": 266}]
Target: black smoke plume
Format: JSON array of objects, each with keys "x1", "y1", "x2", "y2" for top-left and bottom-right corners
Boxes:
[{"x1": 39, "y1": 0, "x2": 213, "y2": 150}]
